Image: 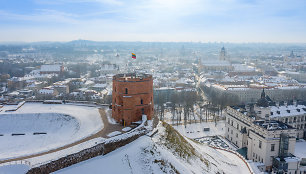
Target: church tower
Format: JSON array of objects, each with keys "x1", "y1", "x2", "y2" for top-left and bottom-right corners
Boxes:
[{"x1": 219, "y1": 46, "x2": 226, "y2": 61}]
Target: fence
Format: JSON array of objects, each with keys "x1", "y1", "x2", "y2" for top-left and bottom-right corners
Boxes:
[{"x1": 0, "y1": 160, "x2": 32, "y2": 168}]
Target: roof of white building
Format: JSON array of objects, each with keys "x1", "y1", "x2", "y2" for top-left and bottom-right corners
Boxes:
[
  {"x1": 270, "y1": 105, "x2": 306, "y2": 118},
  {"x1": 39, "y1": 89, "x2": 54, "y2": 94},
  {"x1": 92, "y1": 84, "x2": 107, "y2": 88},
  {"x1": 40, "y1": 65, "x2": 62, "y2": 72},
  {"x1": 202, "y1": 60, "x2": 231, "y2": 66},
  {"x1": 232, "y1": 64, "x2": 256, "y2": 72},
  {"x1": 254, "y1": 120, "x2": 294, "y2": 130}
]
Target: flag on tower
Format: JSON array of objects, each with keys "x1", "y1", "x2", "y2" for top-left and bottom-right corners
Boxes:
[{"x1": 131, "y1": 53, "x2": 136, "y2": 59}]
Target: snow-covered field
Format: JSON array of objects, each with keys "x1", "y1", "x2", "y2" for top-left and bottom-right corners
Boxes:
[
  {"x1": 55, "y1": 122, "x2": 250, "y2": 174},
  {"x1": 172, "y1": 120, "x2": 226, "y2": 139},
  {"x1": 0, "y1": 103, "x2": 103, "y2": 160}
]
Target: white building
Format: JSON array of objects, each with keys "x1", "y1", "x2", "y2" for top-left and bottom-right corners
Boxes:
[
  {"x1": 100, "y1": 64, "x2": 118, "y2": 75},
  {"x1": 225, "y1": 90, "x2": 304, "y2": 173},
  {"x1": 40, "y1": 65, "x2": 64, "y2": 75},
  {"x1": 38, "y1": 87, "x2": 59, "y2": 96},
  {"x1": 268, "y1": 104, "x2": 306, "y2": 139},
  {"x1": 210, "y1": 83, "x2": 306, "y2": 104}
]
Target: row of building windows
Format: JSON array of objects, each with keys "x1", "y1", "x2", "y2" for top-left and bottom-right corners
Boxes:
[
  {"x1": 114, "y1": 87, "x2": 129, "y2": 94},
  {"x1": 115, "y1": 98, "x2": 151, "y2": 105},
  {"x1": 257, "y1": 140, "x2": 275, "y2": 152},
  {"x1": 282, "y1": 115, "x2": 306, "y2": 124},
  {"x1": 227, "y1": 117, "x2": 247, "y2": 133},
  {"x1": 226, "y1": 134, "x2": 238, "y2": 146},
  {"x1": 253, "y1": 152, "x2": 264, "y2": 163},
  {"x1": 228, "y1": 112, "x2": 306, "y2": 132},
  {"x1": 294, "y1": 124, "x2": 305, "y2": 130}
]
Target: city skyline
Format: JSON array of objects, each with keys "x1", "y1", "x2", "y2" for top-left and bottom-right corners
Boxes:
[{"x1": 0, "y1": 0, "x2": 306, "y2": 43}]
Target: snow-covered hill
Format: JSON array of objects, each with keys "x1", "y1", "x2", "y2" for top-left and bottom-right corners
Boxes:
[{"x1": 56, "y1": 122, "x2": 250, "y2": 174}]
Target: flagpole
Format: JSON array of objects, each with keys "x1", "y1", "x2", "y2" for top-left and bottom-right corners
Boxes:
[{"x1": 131, "y1": 52, "x2": 136, "y2": 76}]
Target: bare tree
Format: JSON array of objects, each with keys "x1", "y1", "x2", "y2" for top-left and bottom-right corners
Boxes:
[
  {"x1": 170, "y1": 93, "x2": 178, "y2": 125},
  {"x1": 177, "y1": 104, "x2": 182, "y2": 126},
  {"x1": 155, "y1": 92, "x2": 166, "y2": 121},
  {"x1": 184, "y1": 106, "x2": 188, "y2": 128}
]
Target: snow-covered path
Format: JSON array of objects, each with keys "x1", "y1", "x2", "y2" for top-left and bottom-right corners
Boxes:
[{"x1": 215, "y1": 149, "x2": 251, "y2": 173}]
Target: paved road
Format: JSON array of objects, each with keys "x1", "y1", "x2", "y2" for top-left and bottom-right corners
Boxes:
[{"x1": 0, "y1": 108, "x2": 124, "y2": 165}]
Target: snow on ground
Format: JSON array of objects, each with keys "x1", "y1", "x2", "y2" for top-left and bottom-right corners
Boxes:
[
  {"x1": 163, "y1": 109, "x2": 222, "y2": 122},
  {"x1": 26, "y1": 137, "x2": 105, "y2": 168},
  {"x1": 213, "y1": 149, "x2": 251, "y2": 173},
  {"x1": 172, "y1": 120, "x2": 225, "y2": 139},
  {"x1": 0, "y1": 164, "x2": 29, "y2": 174},
  {"x1": 107, "y1": 131, "x2": 122, "y2": 137},
  {"x1": 20, "y1": 118, "x2": 147, "y2": 168},
  {"x1": 122, "y1": 127, "x2": 131, "y2": 132},
  {"x1": 0, "y1": 113, "x2": 78, "y2": 160},
  {"x1": 105, "y1": 109, "x2": 117, "y2": 124},
  {"x1": 248, "y1": 161, "x2": 265, "y2": 174},
  {"x1": 55, "y1": 122, "x2": 250, "y2": 174},
  {"x1": 195, "y1": 136, "x2": 230, "y2": 148},
  {"x1": 0, "y1": 102, "x2": 103, "y2": 160},
  {"x1": 295, "y1": 140, "x2": 306, "y2": 158}
]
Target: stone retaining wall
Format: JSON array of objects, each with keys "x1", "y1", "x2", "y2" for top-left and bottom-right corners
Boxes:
[{"x1": 27, "y1": 130, "x2": 146, "y2": 174}]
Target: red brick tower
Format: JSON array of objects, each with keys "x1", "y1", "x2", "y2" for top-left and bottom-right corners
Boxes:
[{"x1": 112, "y1": 73, "x2": 154, "y2": 126}]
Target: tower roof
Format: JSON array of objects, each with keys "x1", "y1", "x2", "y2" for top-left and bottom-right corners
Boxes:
[{"x1": 256, "y1": 88, "x2": 269, "y2": 107}]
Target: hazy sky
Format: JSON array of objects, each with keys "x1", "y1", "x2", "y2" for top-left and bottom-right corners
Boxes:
[{"x1": 0, "y1": 0, "x2": 305, "y2": 43}]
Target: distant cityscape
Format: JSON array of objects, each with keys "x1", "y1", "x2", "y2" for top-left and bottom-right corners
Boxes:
[{"x1": 0, "y1": 41, "x2": 306, "y2": 173}]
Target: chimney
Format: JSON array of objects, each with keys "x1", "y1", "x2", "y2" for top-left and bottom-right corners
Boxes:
[
  {"x1": 293, "y1": 100, "x2": 297, "y2": 107},
  {"x1": 276, "y1": 101, "x2": 279, "y2": 107}
]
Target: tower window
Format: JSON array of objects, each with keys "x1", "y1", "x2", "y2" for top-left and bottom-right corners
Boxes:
[
  {"x1": 125, "y1": 88, "x2": 128, "y2": 94},
  {"x1": 141, "y1": 99, "x2": 143, "y2": 104}
]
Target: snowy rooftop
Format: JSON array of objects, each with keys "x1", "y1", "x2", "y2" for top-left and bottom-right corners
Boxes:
[
  {"x1": 270, "y1": 104, "x2": 306, "y2": 118},
  {"x1": 232, "y1": 64, "x2": 256, "y2": 72},
  {"x1": 40, "y1": 65, "x2": 62, "y2": 72},
  {"x1": 202, "y1": 60, "x2": 231, "y2": 66},
  {"x1": 295, "y1": 140, "x2": 306, "y2": 159},
  {"x1": 92, "y1": 83, "x2": 107, "y2": 88},
  {"x1": 253, "y1": 120, "x2": 293, "y2": 130}
]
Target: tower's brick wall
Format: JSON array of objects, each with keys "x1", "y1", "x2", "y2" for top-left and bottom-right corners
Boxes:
[{"x1": 112, "y1": 73, "x2": 154, "y2": 126}]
